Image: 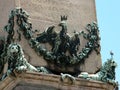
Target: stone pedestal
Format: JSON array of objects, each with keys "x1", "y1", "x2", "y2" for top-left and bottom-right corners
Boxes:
[{"x1": 0, "y1": 72, "x2": 115, "y2": 90}]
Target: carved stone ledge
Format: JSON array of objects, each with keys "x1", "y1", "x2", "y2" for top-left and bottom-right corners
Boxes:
[{"x1": 0, "y1": 71, "x2": 115, "y2": 90}]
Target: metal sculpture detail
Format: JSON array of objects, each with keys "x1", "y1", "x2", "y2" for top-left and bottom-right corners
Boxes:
[
  {"x1": 3, "y1": 8, "x2": 100, "y2": 66},
  {"x1": 30, "y1": 17, "x2": 100, "y2": 66},
  {"x1": 78, "y1": 52, "x2": 117, "y2": 86},
  {"x1": 0, "y1": 8, "x2": 118, "y2": 87},
  {"x1": 0, "y1": 43, "x2": 38, "y2": 80}
]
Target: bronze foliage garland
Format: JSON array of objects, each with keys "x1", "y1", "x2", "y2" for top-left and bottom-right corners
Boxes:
[{"x1": 4, "y1": 8, "x2": 100, "y2": 66}]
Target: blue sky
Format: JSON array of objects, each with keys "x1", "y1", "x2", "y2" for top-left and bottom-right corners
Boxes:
[{"x1": 96, "y1": 0, "x2": 120, "y2": 84}]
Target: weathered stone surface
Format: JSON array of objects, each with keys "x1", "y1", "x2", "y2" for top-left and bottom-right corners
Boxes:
[
  {"x1": 0, "y1": 72, "x2": 115, "y2": 90},
  {"x1": 0, "y1": 0, "x2": 14, "y2": 35},
  {"x1": 0, "y1": 0, "x2": 101, "y2": 73}
]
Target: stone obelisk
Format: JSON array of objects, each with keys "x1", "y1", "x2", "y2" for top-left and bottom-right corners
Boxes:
[{"x1": 1, "y1": 1, "x2": 115, "y2": 90}]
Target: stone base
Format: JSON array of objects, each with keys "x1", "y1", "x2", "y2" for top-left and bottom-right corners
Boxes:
[{"x1": 0, "y1": 72, "x2": 115, "y2": 90}]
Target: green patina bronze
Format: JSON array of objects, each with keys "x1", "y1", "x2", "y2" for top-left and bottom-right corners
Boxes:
[
  {"x1": 78, "y1": 52, "x2": 118, "y2": 86},
  {"x1": 0, "y1": 8, "x2": 118, "y2": 86}
]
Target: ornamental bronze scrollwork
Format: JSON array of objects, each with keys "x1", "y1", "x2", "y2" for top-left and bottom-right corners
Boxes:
[
  {"x1": 3, "y1": 8, "x2": 100, "y2": 67},
  {"x1": 0, "y1": 8, "x2": 118, "y2": 86},
  {"x1": 29, "y1": 17, "x2": 100, "y2": 66}
]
